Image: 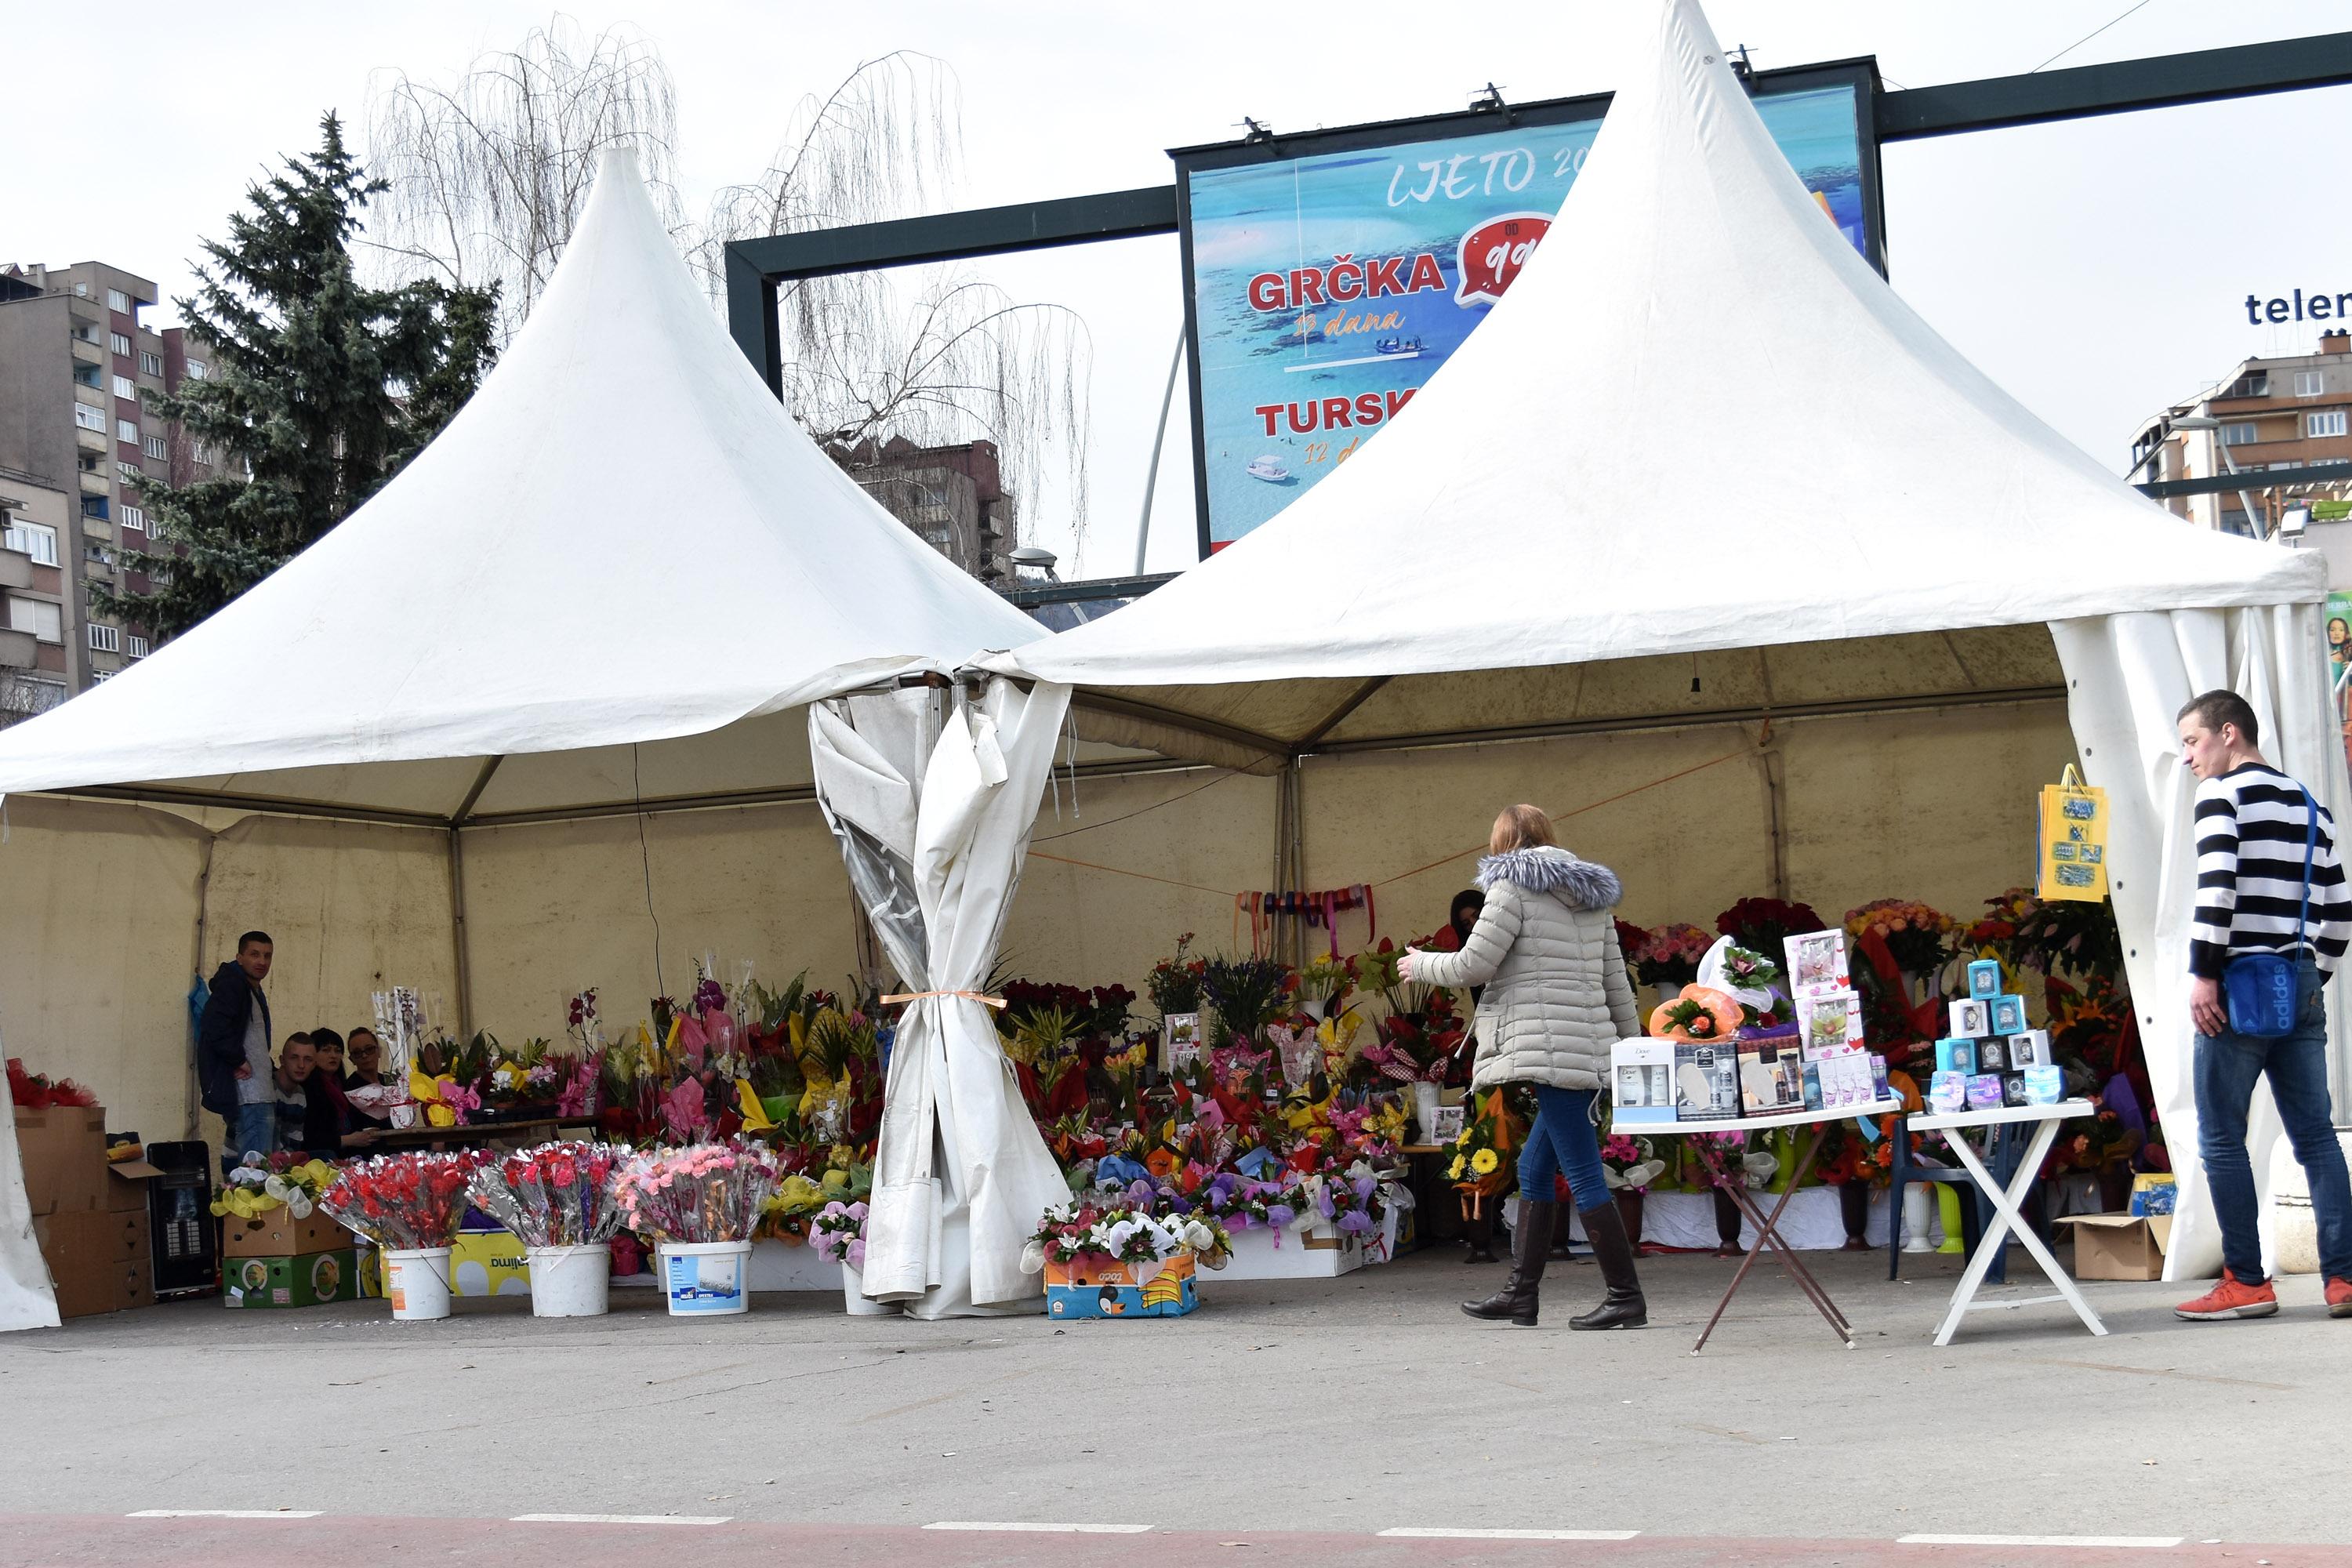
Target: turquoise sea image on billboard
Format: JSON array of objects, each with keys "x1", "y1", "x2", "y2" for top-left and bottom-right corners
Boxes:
[{"x1": 1185, "y1": 85, "x2": 1867, "y2": 547}]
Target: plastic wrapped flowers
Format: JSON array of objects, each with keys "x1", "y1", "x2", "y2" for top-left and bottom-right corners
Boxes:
[
  {"x1": 1020, "y1": 1196, "x2": 1232, "y2": 1277},
  {"x1": 319, "y1": 1151, "x2": 488, "y2": 1250},
  {"x1": 614, "y1": 1139, "x2": 783, "y2": 1245},
  {"x1": 211, "y1": 1152, "x2": 340, "y2": 1220},
  {"x1": 468, "y1": 1141, "x2": 625, "y2": 1248},
  {"x1": 809, "y1": 1200, "x2": 869, "y2": 1271}
]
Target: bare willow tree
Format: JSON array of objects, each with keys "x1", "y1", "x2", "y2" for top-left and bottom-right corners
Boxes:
[
  {"x1": 361, "y1": 17, "x2": 688, "y2": 340},
  {"x1": 361, "y1": 28, "x2": 1091, "y2": 557},
  {"x1": 697, "y1": 51, "x2": 1091, "y2": 552}
]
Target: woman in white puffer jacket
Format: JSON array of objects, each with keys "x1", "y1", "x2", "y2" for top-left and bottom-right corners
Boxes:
[{"x1": 1403, "y1": 804, "x2": 1647, "y2": 1330}]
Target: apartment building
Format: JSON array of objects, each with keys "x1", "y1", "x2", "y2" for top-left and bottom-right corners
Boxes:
[
  {"x1": 0, "y1": 260, "x2": 213, "y2": 717},
  {"x1": 830, "y1": 436, "x2": 1020, "y2": 583},
  {"x1": 2133, "y1": 330, "x2": 2352, "y2": 577}
]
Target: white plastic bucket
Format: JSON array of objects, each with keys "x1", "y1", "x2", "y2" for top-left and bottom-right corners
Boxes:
[
  {"x1": 384, "y1": 1247, "x2": 452, "y2": 1321},
  {"x1": 841, "y1": 1261, "x2": 893, "y2": 1316},
  {"x1": 527, "y1": 1243, "x2": 612, "y2": 1317},
  {"x1": 659, "y1": 1240, "x2": 752, "y2": 1316}
]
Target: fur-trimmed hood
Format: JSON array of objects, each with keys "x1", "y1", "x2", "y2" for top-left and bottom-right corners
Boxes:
[{"x1": 1475, "y1": 845, "x2": 1621, "y2": 910}]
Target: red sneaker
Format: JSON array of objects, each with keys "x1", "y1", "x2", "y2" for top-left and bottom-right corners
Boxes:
[
  {"x1": 2174, "y1": 1269, "x2": 2278, "y2": 1321},
  {"x1": 2327, "y1": 1276, "x2": 2352, "y2": 1319}
]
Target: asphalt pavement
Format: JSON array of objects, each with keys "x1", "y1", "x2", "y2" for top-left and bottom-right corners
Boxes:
[{"x1": 0, "y1": 1243, "x2": 2345, "y2": 1562}]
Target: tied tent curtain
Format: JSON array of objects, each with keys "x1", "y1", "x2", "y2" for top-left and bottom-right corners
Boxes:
[{"x1": 808, "y1": 680, "x2": 1073, "y2": 1317}]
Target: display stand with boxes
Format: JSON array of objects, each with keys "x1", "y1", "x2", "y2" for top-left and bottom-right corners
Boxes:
[
  {"x1": 16, "y1": 1104, "x2": 158, "y2": 1320},
  {"x1": 222, "y1": 1195, "x2": 358, "y2": 1311}
]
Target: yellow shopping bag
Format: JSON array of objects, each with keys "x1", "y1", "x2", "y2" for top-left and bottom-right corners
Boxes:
[{"x1": 2038, "y1": 764, "x2": 2109, "y2": 902}]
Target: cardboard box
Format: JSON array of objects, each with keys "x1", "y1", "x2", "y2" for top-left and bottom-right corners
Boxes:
[
  {"x1": 221, "y1": 1207, "x2": 347, "y2": 1259},
  {"x1": 1935, "y1": 1038, "x2": 1978, "y2": 1076},
  {"x1": 106, "y1": 1158, "x2": 162, "y2": 1214},
  {"x1": 35, "y1": 1209, "x2": 155, "y2": 1319},
  {"x1": 2056, "y1": 1213, "x2": 2172, "y2": 1280},
  {"x1": 1672, "y1": 1043, "x2": 1739, "y2": 1122},
  {"x1": 449, "y1": 1229, "x2": 532, "y2": 1298},
  {"x1": 1965, "y1": 959, "x2": 2003, "y2": 1000},
  {"x1": 1044, "y1": 1252, "x2": 1196, "y2": 1319},
  {"x1": 1610, "y1": 1040, "x2": 1677, "y2": 1124},
  {"x1": 223, "y1": 1249, "x2": 357, "y2": 1309},
  {"x1": 2009, "y1": 1029, "x2": 2053, "y2": 1068},
  {"x1": 1948, "y1": 1000, "x2": 1991, "y2": 1040},
  {"x1": 12, "y1": 1106, "x2": 107, "y2": 1218},
  {"x1": 1989, "y1": 994, "x2": 2029, "y2": 1036},
  {"x1": 1816, "y1": 1051, "x2": 1875, "y2": 1110}
]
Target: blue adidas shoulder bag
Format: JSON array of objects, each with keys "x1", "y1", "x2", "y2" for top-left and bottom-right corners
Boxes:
[{"x1": 2220, "y1": 785, "x2": 2316, "y2": 1038}]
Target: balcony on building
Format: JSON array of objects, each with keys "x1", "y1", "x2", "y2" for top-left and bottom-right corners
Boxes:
[{"x1": 0, "y1": 626, "x2": 36, "y2": 671}]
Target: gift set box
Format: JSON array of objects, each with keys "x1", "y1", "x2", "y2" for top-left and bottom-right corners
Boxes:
[
  {"x1": 1610, "y1": 1040, "x2": 1679, "y2": 1124},
  {"x1": 1044, "y1": 1253, "x2": 1198, "y2": 1319},
  {"x1": 1804, "y1": 1051, "x2": 1876, "y2": 1112},
  {"x1": 1673, "y1": 1043, "x2": 1740, "y2": 1122}
]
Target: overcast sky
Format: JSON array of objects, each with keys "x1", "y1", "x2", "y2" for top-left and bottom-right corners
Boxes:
[{"x1": 11, "y1": 1, "x2": 2350, "y2": 575}]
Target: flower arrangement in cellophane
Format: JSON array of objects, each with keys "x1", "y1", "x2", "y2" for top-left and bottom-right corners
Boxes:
[
  {"x1": 1634, "y1": 923, "x2": 1713, "y2": 988},
  {"x1": 1021, "y1": 1194, "x2": 1232, "y2": 1275},
  {"x1": 614, "y1": 1139, "x2": 784, "y2": 1246},
  {"x1": 809, "y1": 1200, "x2": 869, "y2": 1271},
  {"x1": 212, "y1": 1152, "x2": 339, "y2": 1219},
  {"x1": 320, "y1": 1151, "x2": 489, "y2": 1250},
  {"x1": 467, "y1": 1141, "x2": 624, "y2": 1248},
  {"x1": 1599, "y1": 1131, "x2": 1665, "y2": 1193},
  {"x1": 1648, "y1": 985, "x2": 1742, "y2": 1042},
  {"x1": 5, "y1": 1058, "x2": 98, "y2": 1109},
  {"x1": 1446, "y1": 1090, "x2": 1520, "y2": 1214}
]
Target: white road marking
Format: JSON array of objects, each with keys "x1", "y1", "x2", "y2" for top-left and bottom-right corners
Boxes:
[
  {"x1": 1378, "y1": 1528, "x2": 1642, "y2": 1541},
  {"x1": 510, "y1": 1514, "x2": 732, "y2": 1525},
  {"x1": 1897, "y1": 1536, "x2": 2183, "y2": 1549},
  {"x1": 127, "y1": 1511, "x2": 321, "y2": 1519},
  {"x1": 924, "y1": 1522, "x2": 1153, "y2": 1534}
]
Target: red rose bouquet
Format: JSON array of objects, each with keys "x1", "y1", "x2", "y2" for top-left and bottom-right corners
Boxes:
[
  {"x1": 468, "y1": 1141, "x2": 625, "y2": 1247},
  {"x1": 321, "y1": 1151, "x2": 488, "y2": 1251}
]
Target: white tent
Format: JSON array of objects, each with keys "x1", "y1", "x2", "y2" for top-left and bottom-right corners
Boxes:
[
  {"x1": 991, "y1": 0, "x2": 2347, "y2": 1279},
  {"x1": 0, "y1": 150, "x2": 1061, "y2": 1328}
]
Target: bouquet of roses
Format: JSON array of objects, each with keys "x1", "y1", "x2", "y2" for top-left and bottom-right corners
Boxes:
[
  {"x1": 1635, "y1": 923, "x2": 1713, "y2": 988},
  {"x1": 1147, "y1": 933, "x2": 1207, "y2": 1016},
  {"x1": 1845, "y1": 898, "x2": 1958, "y2": 979},
  {"x1": 468, "y1": 1141, "x2": 624, "y2": 1248},
  {"x1": 614, "y1": 1139, "x2": 784, "y2": 1245},
  {"x1": 320, "y1": 1151, "x2": 488, "y2": 1250},
  {"x1": 809, "y1": 1199, "x2": 869, "y2": 1270},
  {"x1": 212, "y1": 1152, "x2": 340, "y2": 1219}
]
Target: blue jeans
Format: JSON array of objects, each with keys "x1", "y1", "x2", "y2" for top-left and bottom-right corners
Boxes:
[
  {"x1": 2194, "y1": 958, "x2": 2352, "y2": 1282},
  {"x1": 223, "y1": 1101, "x2": 277, "y2": 1175},
  {"x1": 1518, "y1": 1086, "x2": 1608, "y2": 1210}
]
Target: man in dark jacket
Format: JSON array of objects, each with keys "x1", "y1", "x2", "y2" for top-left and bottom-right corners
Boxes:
[{"x1": 196, "y1": 931, "x2": 275, "y2": 1175}]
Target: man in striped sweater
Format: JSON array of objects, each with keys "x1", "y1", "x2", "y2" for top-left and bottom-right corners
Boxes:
[{"x1": 2174, "y1": 689, "x2": 2352, "y2": 1321}]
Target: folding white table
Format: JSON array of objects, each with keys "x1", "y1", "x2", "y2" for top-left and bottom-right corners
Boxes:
[
  {"x1": 1905, "y1": 1099, "x2": 2107, "y2": 1347},
  {"x1": 1649, "y1": 1100, "x2": 1904, "y2": 1354}
]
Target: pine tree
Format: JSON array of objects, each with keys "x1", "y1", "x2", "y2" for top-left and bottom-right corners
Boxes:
[{"x1": 97, "y1": 113, "x2": 499, "y2": 638}]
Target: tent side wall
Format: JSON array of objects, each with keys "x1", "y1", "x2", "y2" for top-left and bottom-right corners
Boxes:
[
  {"x1": 459, "y1": 801, "x2": 864, "y2": 1033},
  {"x1": 1298, "y1": 700, "x2": 2079, "y2": 943}
]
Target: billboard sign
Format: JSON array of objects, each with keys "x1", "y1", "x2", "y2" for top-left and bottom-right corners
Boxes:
[{"x1": 1173, "y1": 64, "x2": 1884, "y2": 553}]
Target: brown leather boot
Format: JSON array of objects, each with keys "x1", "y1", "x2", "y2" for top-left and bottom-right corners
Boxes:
[
  {"x1": 1463, "y1": 1199, "x2": 1552, "y2": 1326},
  {"x1": 1570, "y1": 1199, "x2": 1648, "y2": 1330}
]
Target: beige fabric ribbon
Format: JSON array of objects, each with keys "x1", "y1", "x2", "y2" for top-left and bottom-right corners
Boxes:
[{"x1": 881, "y1": 989, "x2": 1007, "y2": 1011}]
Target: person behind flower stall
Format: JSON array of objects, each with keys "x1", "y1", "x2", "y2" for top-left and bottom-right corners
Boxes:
[
  {"x1": 340, "y1": 1028, "x2": 393, "y2": 1133},
  {"x1": 298, "y1": 1028, "x2": 380, "y2": 1156},
  {"x1": 1402, "y1": 804, "x2": 1647, "y2": 1330},
  {"x1": 2172, "y1": 689, "x2": 2352, "y2": 1322},
  {"x1": 270, "y1": 1033, "x2": 316, "y2": 1157},
  {"x1": 195, "y1": 929, "x2": 276, "y2": 1176}
]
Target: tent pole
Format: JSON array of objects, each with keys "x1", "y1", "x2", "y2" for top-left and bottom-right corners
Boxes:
[
  {"x1": 185, "y1": 833, "x2": 216, "y2": 1142},
  {"x1": 1289, "y1": 757, "x2": 1307, "y2": 967},
  {"x1": 447, "y1": 827, "x2": 474, "y2": 1039}
]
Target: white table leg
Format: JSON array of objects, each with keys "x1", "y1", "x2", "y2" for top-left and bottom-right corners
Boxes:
[{"x1": 1931, "y1": 1120, "x2": 2107, "y2": 1347}]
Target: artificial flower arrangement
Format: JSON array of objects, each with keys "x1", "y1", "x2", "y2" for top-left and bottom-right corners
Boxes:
[
  {"x1": 809, "y1": 1199, "x2": 869, "y2": 1272},
  {"x1": 1021, "y1": 1193, "x2": 1232, "y2": 1273},
  {"x1": 212, "y1": 1152, "x2": 339, "y2": 1219},
  {"x1": 1648, "y1": 985, "x2": 1742, "y2": 1041},
  {"x1": 467, "y1": 1141, "x2": 624, "y2": 1248},
  {"x1": 5, "y1": 1058, "x2": 98, "y2": 1109},
  {"x1": 320, "y1": 1151, "x2": 488, "y2": 1250},
  {"x1": 614, "y1": 1139, "x2": 785, "y2": 1246},
  {"x1": 1599, "y1": 1131, "x2": 1666, "y2": 1193}
]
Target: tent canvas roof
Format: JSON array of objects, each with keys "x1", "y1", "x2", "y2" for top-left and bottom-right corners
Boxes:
[
  {"x1": 997, "y1": 0, "x2": 2321, "y2": 766},
  {"x1": 0, "y1": 151, "x2": 1040, "y2": 822}
]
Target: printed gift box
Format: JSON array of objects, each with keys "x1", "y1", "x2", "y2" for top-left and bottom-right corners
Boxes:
[{"x1": 1044, "y1": 1252, "x2": 1198, "y2": 1319}]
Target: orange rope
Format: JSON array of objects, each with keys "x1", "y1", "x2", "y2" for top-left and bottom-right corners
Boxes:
[
  {"x1": 1367, "y1": 746, "x2": 1752, "y2": 890},
  {"x1": 1027, "y1": 848, "x2": 1237, "y2": 900}
]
